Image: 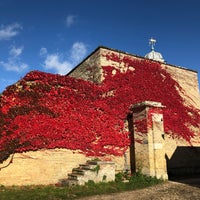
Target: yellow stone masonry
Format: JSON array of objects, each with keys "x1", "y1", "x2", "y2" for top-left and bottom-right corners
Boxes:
[
  {"x1": 1, "y1": 46, "x2": 200, "y2": 185},
  {"x1": 0, "y1": 149, "x2": 87, "y2": 185}
]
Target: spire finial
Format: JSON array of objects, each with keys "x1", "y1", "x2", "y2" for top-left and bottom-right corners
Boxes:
[
  {"x1": 149, "y1": 38, "x2": 156, "y2": 51},
  {"x1": 145, "y1": 38, "x2": 165, "y2": 63}
]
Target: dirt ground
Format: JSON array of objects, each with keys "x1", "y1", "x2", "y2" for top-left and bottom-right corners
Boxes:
[{"x1": 79, "y1": 177, "x2": 200, "y2": 200}]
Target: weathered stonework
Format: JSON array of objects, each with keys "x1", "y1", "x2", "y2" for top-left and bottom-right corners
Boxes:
[
  {"x1": 131, "y1": 101, "x2": 168, "y2": 180},
  {"x1": 0, "y1": 149, "x2": 87, "y2": 185},
  {"x1": 66, "y1": 161, "x2": 115, "y2": 185},
  {"x1": 1, "y1": 46, "x2": 200, "y2": 185},
  {"x1": 69, "y1": 46, "x2": 200, "y2": 177},
  {"x1": 69, "y1": 47, "x2": 200, "y2": 109},
  {"x1": 69, "y1": 49, "x2": 103, "y2": 83}
]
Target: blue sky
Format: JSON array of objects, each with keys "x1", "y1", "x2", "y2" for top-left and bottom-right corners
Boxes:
[{"x1": 0, "y1": 0, "x2": 200, "y2": 92}]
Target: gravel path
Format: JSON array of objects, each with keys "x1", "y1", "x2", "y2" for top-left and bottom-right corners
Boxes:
[{"x1": 79, "y1": 178, "x2": 200, "y2": 200}]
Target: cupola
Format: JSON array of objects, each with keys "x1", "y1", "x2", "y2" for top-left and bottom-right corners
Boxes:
[{"x1": 145, "y1": 38, "x2": 165, "y2": 63}]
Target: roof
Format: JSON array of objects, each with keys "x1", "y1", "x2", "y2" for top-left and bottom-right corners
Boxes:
[{"x1": 67, "y1": 46, "x2": 198, "y2": 75}]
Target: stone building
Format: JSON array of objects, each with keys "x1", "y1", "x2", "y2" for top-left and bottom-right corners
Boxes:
[
  {"x1": 0, "y1": 43, "x2": 200, "y2": 185},
  {"x1": 69, "y1": 44, "x2": 200, "y2": 179}
]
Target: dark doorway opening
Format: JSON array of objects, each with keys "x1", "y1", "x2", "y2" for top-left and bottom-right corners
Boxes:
[
  {"x1": 166, "y1": 146, "x2": 200, "y2": 180},
  {"x1": 127, "y1": 113, "x2": 136, "y2": 174}
]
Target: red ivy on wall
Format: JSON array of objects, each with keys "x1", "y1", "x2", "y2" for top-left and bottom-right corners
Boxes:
[{"x1": 0, "y1": 53, "x2": 200, "y2": 163}]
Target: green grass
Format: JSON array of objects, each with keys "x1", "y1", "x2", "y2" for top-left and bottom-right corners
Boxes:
[{"x1": 0, "y1": 172, "x2": 164, "y2": 200}]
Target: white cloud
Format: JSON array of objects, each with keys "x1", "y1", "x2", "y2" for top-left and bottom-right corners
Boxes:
[
  {"x1": 39, "y1": 47, "x2": 48, "y2": 56},
  {"x1": 0, "y1": 45, "x2": 28, "y2": 72},
  {"x1": 66, "y1": 15, "x2": 76, "y2": 27},
  {"x1": 41, "y1": 42, "x2": 87, "y2": 75},
  {"x1": 9, "y1": 46, "x2": 24, "y2": 57},
  {"x1": 44, "y1": 54, "x2": 72, "y2": 75},
  {"x1": 0, "y1": 59, "x2": 28, "y2": 72},
  {"x1": 71, "y1": 42, "x2": 87, "y2": 63},
  {"x1": 0, "y1": 23, "x2": 22, "y2": 40}
]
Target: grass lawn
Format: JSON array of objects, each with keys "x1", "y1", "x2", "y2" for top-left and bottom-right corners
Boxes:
[{"x1": 0, "y1": 172, "x2": 164, "y2": 200}]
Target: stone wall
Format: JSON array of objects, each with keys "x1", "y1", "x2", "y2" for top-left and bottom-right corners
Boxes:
[
  {"x1": 0, "y1": 149, "x2": 87, "y2": 186},
  {"x1": 69, "y1": 47, "x2": 200, "y2": 110},
  {"x1": 100, "y1": 47, "x2": 200, "y2": 108},
  {"x1": 0, "y1": 149, "x2": 126, "y2": 186},
  {"x1": 162, "y1": 63, "x2": 200, "y2": 108},
  {"x1": 69, "y1": 49, "x2": 103, "y2": 83},
  {"x1": 70, "y1": 46, "x2": 200, "y2": 176},
  {"x1": 1, "y1": 46, "x2": 200, "y2": 185}
]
